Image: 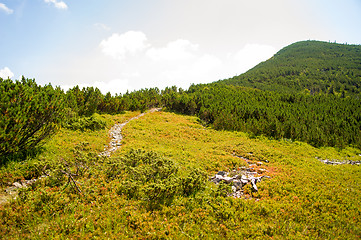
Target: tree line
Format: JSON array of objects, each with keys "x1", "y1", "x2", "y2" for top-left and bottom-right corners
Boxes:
[
  {"x1": 164, "y1": 83, "x2": 361, "y2": 149},
  {"x1": 1, "y1": 62, "x2": 361, "y2": 159},
  {"x1": 0, "y1": 77, "x2": 165, "y2": 159}
]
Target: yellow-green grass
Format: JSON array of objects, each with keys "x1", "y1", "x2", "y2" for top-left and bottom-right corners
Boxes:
[
  {"x1": 0, "y1": 110, "x2": 360, "y2": 239},
  {"x1": 0, "y1": 111, "x2": 140, "y2": 187}
]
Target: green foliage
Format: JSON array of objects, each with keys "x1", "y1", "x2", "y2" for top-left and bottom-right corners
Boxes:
[
  {"x1": 223, "y1": 40, "x2": 361, "y2": 96},
  {"x1": 179, "y1": 168, "x2": 207, "y2": 196},
  {"x1": 212, "y1": 181, "x2": 232, "y2": 197},
  {"x1": 160, "y1": 41, "x2": 361, "y2": 149},
  {"x1": 2, "y1": 40, "x2": 361, "y2": 238},
  {"x1": 65, "y1": 86, "x2": 103, "y2": 116},
  {"x1": 44, "y1": 142, "x2": 98, "y2": 192},
  {"x1": 165, "y1": 83, "x2": 361, "y2": 148},
  {"x1": 108, "y1": 149, "x2": 206, "y2": 209},
  {"x1": 122, "y1": 88, "x2": 162, "y2": 112},
  {"x1": 1, "y1": 111, "x2": 361, "y2": 239},
  {"x1": 0, "y1": 77, "x2": 65, "y2": 159},
  {"x1": 64, "y1": 85, "x2": 162, "y2": 116},
  {"x1": 62, "y1": 113, "x2": 106, "y2": 131}
]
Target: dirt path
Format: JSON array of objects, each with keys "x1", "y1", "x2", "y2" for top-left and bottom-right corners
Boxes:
[
  {"x1": 0, "y1": 108, "x2": 162, "y2": 205},
  {"x1": 99, "y1": 108, "x2": 161, "y2": 157}
]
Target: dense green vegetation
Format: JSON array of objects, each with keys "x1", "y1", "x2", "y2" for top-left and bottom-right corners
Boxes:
[
  {"x1": 164, "y1": 83, "x2": 361, "y2": 148},
  {"x1": 0, "y1": 77, "x2": 164, "y2": 160},
  {"x1": 0, "y1": 77, "x2": 65, "y2": 159},
  {"x1": 2, "y1": 41, "x2": 361, "y2": 157},
  {"x1": 1, "y1": 40, "x2": 361, "y2": 239},
  {"x1": 222, "y1": 40, "x2": 361, "y2": 96},
  {"x1": 1, "y1": 111, "x2": 360, "y2": 239},
  {"x1": 1, "y1": 41, "x2": 360, "y2": 156},
  {"x1": 163, "y1": 41, "x2": 361, "y2": 148}
]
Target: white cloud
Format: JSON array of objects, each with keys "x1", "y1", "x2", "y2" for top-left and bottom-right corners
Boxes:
[
  {"x1": 0, "y1": 3, "x2": 13, "y2": 14},
  {"x1": 0, "y1": 67, "x2": 14, "y2": 79},
  {"x1": 192, "y1": 54, "x2": 223, "y2": 79},
  {"x1": 44, "y1": 0, "x2": 68, "y2": 10},
  {"x1": 150, "y1": 53, "x2": 223, "y2": 90},
  {"x1": 96, "y1": 31, "x2": 278, "y2": 91},
  {"x1": 146, "y1": 39, "x2": 198, "y2": 62},
  {"x1": 94, "y1": 23, "x2": 111, "y2": 31},
  {"x1": 99, "y1": 31, "x2": 149, "y2": 60},
  {"x1": 93, "y1": 79, "x2": 133, "y2": 95},
  {"x1": 229, "y1": 44, "x2": 277, "y2": 75}
]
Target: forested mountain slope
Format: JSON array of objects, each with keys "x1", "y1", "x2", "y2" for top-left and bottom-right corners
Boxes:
[
  {"x1": 165, "y1": 84, "x2": 361, "y2": 148},
  {"x1": 164, "y1": 41, "x2": 361, "y2": 148},
  {"x1": 221, "y1": 41, "x2": 361, "y2": 96}
]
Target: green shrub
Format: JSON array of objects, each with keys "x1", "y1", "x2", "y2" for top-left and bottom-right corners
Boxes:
[
  {"x1": 108, "y1": 149, "x2": 206, "y2": 209},
  {"x1": 62, "y1": 114, "x2": 106, "y2": 131},
  {"x1": 0, "y1": 77, "x2": 65, "y2": 160},
  {"x1": 178, "y1": 168, "x2": 207, "y2": 196},
  {"x1": 212, "y1": 181, "x2": 233, "y2": 197}
]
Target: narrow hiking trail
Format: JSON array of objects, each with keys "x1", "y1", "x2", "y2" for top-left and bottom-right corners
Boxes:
[
  {"x1": 0, "y1": 108, "x2": 162, "y2": 205},
  {"x1": 99, "y1": 108, "x2": 162, "y2": 157}
]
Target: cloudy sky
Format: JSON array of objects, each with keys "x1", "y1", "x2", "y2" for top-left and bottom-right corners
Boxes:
[{"x1": 1, "y1": 0, "x2": 361, "y2": 94}]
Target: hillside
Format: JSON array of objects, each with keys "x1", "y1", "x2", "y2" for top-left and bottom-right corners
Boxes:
[
  {"x1": 161, "y1": 41, "x2": 361, "y2": 148},
  {"x1": 1, "y1": 110, "x2": 361, "y2": 239},
  {"x1": 1, "y1": 40, "x2": 361, "y2": 238},
  {"x1": 166, "y1": 84, "x2": 361, "y2": 148},
  {"x1": 221, "y1": 41, "x2": 361, "y2": 96}
]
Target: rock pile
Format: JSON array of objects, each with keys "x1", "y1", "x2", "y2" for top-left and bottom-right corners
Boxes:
[
  {"x1": 210, "y1": 158, "x2": 271, "y2": 198},
  {"x1": 316, "y1": 157, "x2": 361, "y2": 165}
]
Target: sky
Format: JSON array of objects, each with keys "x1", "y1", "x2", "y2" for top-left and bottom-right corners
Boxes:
[{"x1": 1, "y1": 0, "x2": 361, "y2": 94}]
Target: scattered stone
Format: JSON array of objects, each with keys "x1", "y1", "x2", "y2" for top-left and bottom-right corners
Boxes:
[
  {"x1": 250, "y1": 178, "x2": 258, "y2": 191},
  {"x1": 211, "y1": 151, "x2": 272, "y2": 198},
  {"x1": 316, "y1": 157, "x2": 361, "y2": 166},
  {"x1": 210, "y1": 164, "x2": 270, "y2": 198},
  {"x1": 13, "y1": 182, "x2": 22, "y2": 188}
]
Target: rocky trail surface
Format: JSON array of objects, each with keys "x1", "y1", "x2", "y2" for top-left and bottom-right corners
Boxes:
[
  {"x1": 99, "y1": 108, "x2": 161, "y2": 157},
  {"x1": 0, "y1": 108, "x2": 161, "y2": 205}
]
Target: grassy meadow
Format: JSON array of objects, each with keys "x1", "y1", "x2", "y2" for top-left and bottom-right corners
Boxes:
[{"x1": 1, "y1": 110, "x2": 360, "y2": 239}]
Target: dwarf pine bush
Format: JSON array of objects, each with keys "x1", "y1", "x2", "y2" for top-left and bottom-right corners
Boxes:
[
  {"x1": 0, "y1": 77, "x2": 65, "y2": 159},
  {"x1": 107, "y1": 149, "x2": 206, "y2": 209}
]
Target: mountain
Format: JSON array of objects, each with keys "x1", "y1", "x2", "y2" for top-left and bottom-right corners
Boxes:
[
  {"x1": 221, "y1": 40, "x2": 361, "y2": 96},
  {"x1": 161, "y1": 41, "x2": 361, "y2": 148}
]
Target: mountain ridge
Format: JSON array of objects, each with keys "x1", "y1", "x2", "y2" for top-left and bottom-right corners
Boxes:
[{"x1": 220, "y1": 40, "x2": 361, "y2": 96}]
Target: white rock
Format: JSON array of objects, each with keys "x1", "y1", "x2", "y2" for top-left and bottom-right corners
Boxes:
[{"x1": 13, "y1": 182, "x2": 22, "y2": 188}]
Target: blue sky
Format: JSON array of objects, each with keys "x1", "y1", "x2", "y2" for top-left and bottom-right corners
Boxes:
[{"x1": 1, "y1": 0, "x2": 361, "y2": 94}]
